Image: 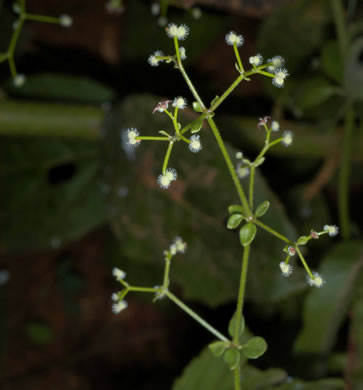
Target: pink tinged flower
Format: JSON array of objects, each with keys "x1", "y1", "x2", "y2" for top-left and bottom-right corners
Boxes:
[
  {"x1": 153, "y1": 100, "x2": 171, "y2": 114},
  {"x1": 257, "y1": 116, "x2": 271, "y2": 128},
  {"x1": 287, "y1": 246, "x2": 296, "y2": 256}
]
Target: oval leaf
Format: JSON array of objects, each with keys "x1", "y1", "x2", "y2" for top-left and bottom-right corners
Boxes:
[
  {"x1": 223, "y1": 348, "x2": 240, "y2": 370},
  {"x1": 239, "y1": 223, "x2": 257, "y2": 247},
  {"x1": 209, "y1": 341, "x2": 228, "y2": 357},
  {"x1": 192, "y1": 102, "x2": 203, "y2": 112},
  {"x1": 228, "y1": 311, "x2": 245, "y2": 338},
  {"x1": 191, "y1": 117, "x2": 204, "y2": 134},
  {"x1": 228, "y1": 204, "x2": 244, "y2": 215},
  {"x1": 227, "y1": 214, "x2": 244, "y2": 230},
  {"x1": 255, "y1": 201, "x2": 270, "y2": 217},
  {"x1": 242, "y1": 336, "x2": 268, "y2": 359},
  {"x1": 297, "y1": 235, "x2": 310, "y2": 245}
]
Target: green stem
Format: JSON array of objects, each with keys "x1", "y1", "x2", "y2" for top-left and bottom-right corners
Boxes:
[
  {"x1": 25, "y1": 13, "x2": 60, "y2": 24},
  {"x1": 233, "y1": 44, "x2": 244, "y2": 73},
  {"x1": 162, "y1": 141, "x2": 174, "y2": 174},
  {"x1": 207, "y1": 117, "x2": 252, "y2": 216},
  {"x1": 163, "y1": 258, "x2": 171, "y2": 289},
  {"x1": 331, "y1": 0, "x2": 348, "y2": 57},
  {"x1": 295, "y1": 247, "x2": 313, "y2": 278},
  {"x1": 166, "y1": 291, "x2": 229, "y2": 342},
  {"x1": 128, "y1": 286, "x2": 158, "y2": 293},
  {"x1": 137, "y1": 136, "x2": 169, "y2": 141},
  {"x1": 249, "y1": 166, "x2": 255, "y2": 209},
  {"x1": 233, "y1": 245, "x2": 250, "y2": 345},
  {"x1": 338, "y1": 104, "x2": 354, "y2": 239},
  {"x1": 253, "y1": 219, "x2": 292, "y2": 244},
  {"x1": 180, "y1": 113, "x2": 208, "y2": 135},
  {"x1": 209, "y1": 73, "x2": 244, "y2": 112},
  {"x1": 234, "y1": 368, "x2": 241, "y2": 390}
]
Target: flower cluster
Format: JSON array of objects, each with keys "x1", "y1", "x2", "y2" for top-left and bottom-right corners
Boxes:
[
  {"x1": 167, "y1": 236, "x2": 187, "y2": 256},
  {"x1": 166, "y1": 23, "x2": 190, "y2": 40},
  {"x1": 157, "y1": 168, "x2": 177, "y2": 189},
  {"x1": 111, "y1": 267, "x2": 128, "y2": 314},
  {"x1": 150, "y1": 2, "x2": 202, "y2": 27}
]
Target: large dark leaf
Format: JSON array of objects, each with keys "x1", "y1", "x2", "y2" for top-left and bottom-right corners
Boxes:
[
  {"x1": 295, "y1": 241, "x2": 363, "y2": 355},
  {"x1": 104, "y1": 94, "x2": 303, "y2": 307},
  {"x1": 0, "y1": 137, "x2": 107, "y2": 251}
]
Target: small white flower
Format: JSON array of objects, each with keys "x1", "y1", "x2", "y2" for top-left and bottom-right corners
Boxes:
[
  {"x1": 173, "y1": 236, "x2": 187, "y2": 253},
  {"x1": 157, "y1": 173, "x2": 172, "y2": 189},
  {"x1": 176, "y1": 24, "x2": 189, "y2": 40},
  {"x1": 192, "y1": 7, "x2": 202, "y2": 19},
  {"x1": 111, "y1": 293, "x2": 119, "y2": 301},
  {"x1": 151, "y1": 2, "x2": 160, "y2": 15},
  {"x1": 12, "y1": 3, "x2": 21, "y2": 13},
  {"x1": 236, "y1": 165, "x2": 249, "y2": 179},
  {"x1": 282, "y1": 131, "x2": 293, "y2": 147},
  {"x1": 249, "y1": 54, "x2": 263, "y2": 66},
  {"x1": 165, "y1": 168, "x2": 177, "y2": 182},
  {"x1": 127, "y1": 128, "x2": 141, "y2": 146},
  {"x1": 112, "y1": 300, "x2": 128, "y2": 314},
  {"x1": 271, "y1": 121, "x2": 280, "y2": 132},
  {"x1": 148, "y1": 50, "x2": 164, "y2": 67},
  {"x1": 167, "y1": 23, "x2": 179, "y2": 38},
  {"x1": 235, "y1": 152, "x2": 243, "y2": 160},
  {"x1": 189, "y1": 135, "x2": 202, "y2": 153},
  {"x1": 158, "y1": 16, "x2": 168, "y2": 27},
  {"x1": 173, "y1": 96, "x2": 187, "y2": 109},
  {"x1": 279, "y1": 262, "x2": 293, "y2": 277},
  {"x1": 267, "y1": 55, "x2": 285, "y2": 73},
  {"x1": 225, "y1": 31, "x2": 244, "y2": 47},
  {"x1": 112, "y1": 267, "x2": 126, "y2": 281},
  {"x1": 13, "y1": 74, "x2": 25, "y2": 87},
  {"x1": 323, "y1": 224, "x2": 339, "y2": 237},
  {"x1": 59, "y1": 14, "x2": 73, "y2": 28},
  {"x1": 272, "y1": 68, "x2": 289, "y2": 88},
  {"x1": 179, "y1": 47, "x2": 187, "y2": 60},
  {"x1": 307, "y1": 272, "x2": 325, "y2": 288},
  {"x1": 170, "y1": 244, "x2": 177, "y2": 255}
]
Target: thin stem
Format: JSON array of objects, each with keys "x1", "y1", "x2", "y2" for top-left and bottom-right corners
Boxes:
[
  {"x1": 25, "y1": 13, "x2": 60, "y2": 24},
  {"x1": 162, "y1": 141, "x2": 174, "y2": 174},
  {"x1": 295, "y1": 247, "x2": 313, "y2": 278},
  {"x1": 233, "y1": 44, "x2": 244, "y2": 73},
  {"x1": 253, "y1": 219, "x2": 293, "y2": 244},
  {"x1": 209, "y1": 73, "x2": 244, "y2": 112},
  {"x1": 128, "y1": 286, "x2": 158, "y2": 293},
  {"x1": 163, "y1": 258, "x2": 171, "y2": 289},
  {"x1": 207, "y1": 117, "x2": 252, "y2": 216},
  {"x1": 136, "y1": 136, "x2": 169, "y2": 141},
  {"x1": 233, "y1": 245, "x2": 250, "y2": 345},
  {"x1": 331, "y1": 0, "x2": 348, "y2": 57},
  {"x1": 338, "y1": 104, "x2": 354, "y2": 239},
  {"x1": 180, "y1": 113, "x2": 208, "y2": 136},
  {"x1": 257, "y1": 70, "x2": 275, "y2": 78},
  {"x1": 166, "y1": 291, "x2": 229, "y2": 342},
  {"x1": 249, "y1": 167, "x2": 255, "y2": 209},
  {"x1": 234, "y1": 368, "x2": 241, "y2": 390}
]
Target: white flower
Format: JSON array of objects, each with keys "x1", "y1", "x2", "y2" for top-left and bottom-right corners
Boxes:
[
  {"x1": 192, "y1": 7, "x2": 202, "y2": 19},
  {"x1": 279, "y1": 262, "x2": 293, "y2": 277},
  {"x1": 167, "y1": 23, "x2": 179, "y2": 38},
  {"x1": 112, "y1": 267, "x2": 126, "y2": 281},
  {"x1": 307, "y1": 272, "x2": 325, "y2": 288},
  {"x1": 173, "y1": 96, "x2": 187, "y2": 109},
  {"x1": 170, "y1": 244, "x2": 177, "y2": 255},
  {"x1": 271, "y1": 121, "x2": 280, "y2": 132},
  {"x1": 235, "y1": 152, "x2": 243, "y2": 159},
  {"x1": 111, "y1": 293, "x2": 119, "y2": 301},
  {"x1": 176, "y1": 24, "x2": 189, "y2": 40},
  {"x1": 189, "y1": 135, "x2": 202, "y2": 153},
  {"x1": 249, "y1": 54, "x2": 263, "y2": 66},
  {"x1": 165, "y1": 168, "x2": 177, "y2": 182},
  {"x1": 225, "y1": 31, "x2": 244, "y2": 47},
  {"x1": 127, "y1": 128, "x2": 141, "y2": 146},
  {"x1": 151, "y1": 2, "x2": 160, "y2": 15},
  {"x1": 179, "y1": 47, "x2": 187, "y2": 60},
  {"x1": 282, "y1": 131, "x2": 293, "y2": 147},
  {"x1": 287, "y1": 246, "x2": 296, "y2": 256},
  {"x1": 323, "y1": 224, "x2": 339, "y2": 237},
  {"x1": 267, "y1": 55, "x2": 285, "y2": 73},
  {"x1": 13, "y1": 74, "x2": 25, "y2": 87},
  {"x1": 272, "y1": 68, "x2": 289, "y2": 88},
  {"x1": 173, "y1": 236, "x2": 187, "y2": 253},
  {"x1": 59, "y1": 14, "x2": 73, "y2": 28},
  {"x1": 157, "y1": 173, "x2": 172, "y2": 189},
  {"x1": 148, "y1": 50, "x2": 164, "y2": 67},
  {"x1": 158, "y1": 16, "x2": 168, "y2": 27},
  {"x1": 112, "y1": 300, "x2": 128, "y2": 314},
  {"x1": 236, "y1": 165, "x2": 249, "y2": 179}
]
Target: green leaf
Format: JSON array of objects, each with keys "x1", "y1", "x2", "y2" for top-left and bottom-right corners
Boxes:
[
  {"x1": 210, "y1": 95, "x2": 219, "y2": 106},
  {"x1": 6, "y1": 73, "x2": 115, "y2": 103},
  {"x1": 172, "y1": 346, "x2": 286, "y2": 390},
  {"x1": 275, "y1": 378, "x2": 345, "y2": 390},
  {"x1": 190, "y1": 117, "x2": 204, "y2": 134},
  {"x1": 297, "y1": 235, "x2": 310, "y2": 245},
  {"x1": 228, "y1": 311, "x2": 244, "y2": 338},
  {"x1": 239, "y1": 223, "x2": 257, "y2": 247},
  {"x1": 227, "y1": 214, "x2": 244, "y2": 229},
  {"x1": 0, "y1": 138, "x2": 107, "y2": 251},
  {"x1": 242, "y1": 337, "x2": 268, "y2": 359},
  {"x1": 25, "y1": 321, "x2": 54, "y2": 345},
  {"x1": 255, "y1": 200, "x2": 270, "y2": 217},
  {"x1": 344, "y1": 38, "x2": 363, "y2": 101},
  {"x1": 321, "y1": 41, "x2": 343, "y2": 83},
  {"x1": 228, "y1": 204, "x2": 244, "y2": 215},
  {"x1": 223, "y1": 348, "x2": 240, "y2": 370},
  {"x1": 209, "y1": 341, "x2": 228, "y2": 357},
  {"x1": 192, "y1": 102, "x2": 203, "y2": 112},
  {"x1": 295, "y1": 241, "x2": 363, "y2": 355},
  {"x1": 255, "y1": 157, "x2": 265, "y2": 167}
]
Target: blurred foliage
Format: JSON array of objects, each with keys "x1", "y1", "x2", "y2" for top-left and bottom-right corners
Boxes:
[{"x1": 25, "y1": 321, "x2": 54, "y2": 346}]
